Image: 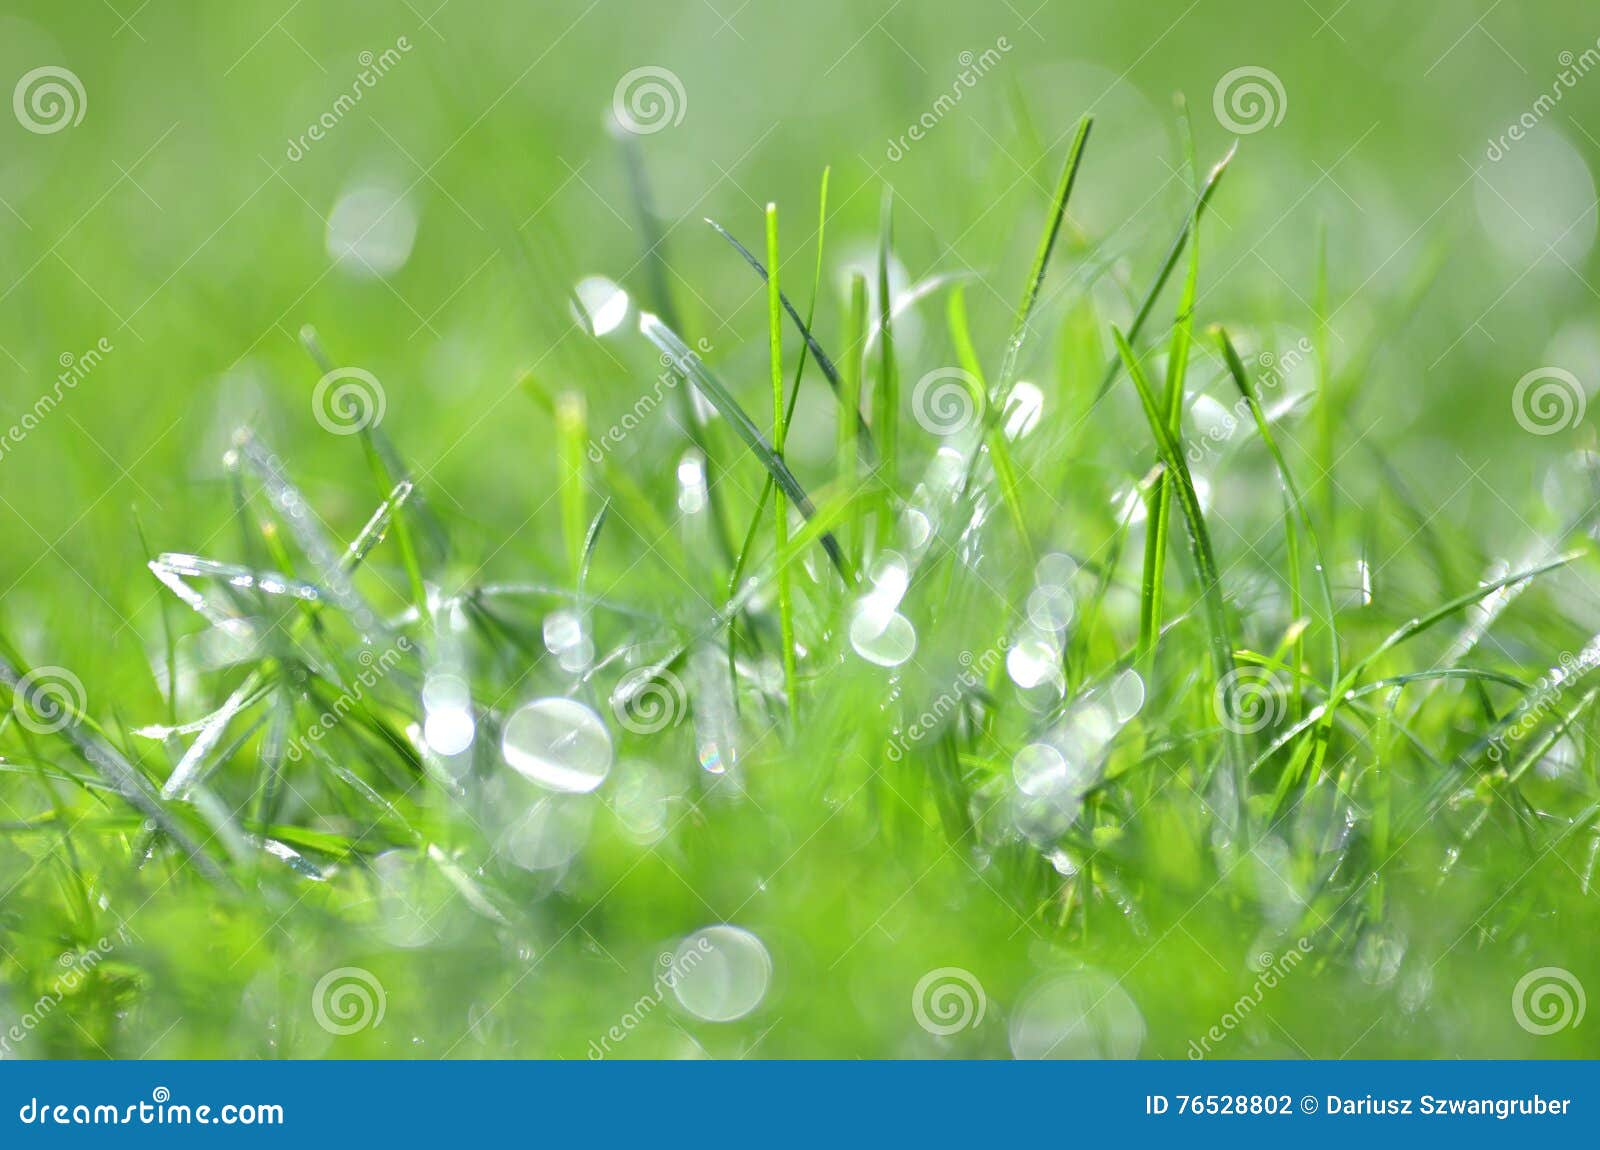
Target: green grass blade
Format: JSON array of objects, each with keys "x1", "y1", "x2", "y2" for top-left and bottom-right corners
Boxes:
[
  {"x1": 1215, "y1": 325, "x2": 1341, "y2": 688},
  {"x1": 996, "y1": 115, "x2": 1093, "y2": 402},
  {"x1": 639, "y1": 312, "x2": 853, "y2": 582},
  {"x1": 1113, "y1": 327, "x2": 1247, "y2": 845},
  {"x1": 1094, "y1": 144, "x2": 1235, "y2": 401},
  {"x1": 1139, "y1": 104, "x2": 1203, "y2": 665},
  {"x1": 842, "y1": 272, "x2": 868, "y2": 568},
  {"x1": 875, "y1": 186, "x2": 900, "y2": 514},
  {"x1": 947, "y1": 285, "x2": 1028, "y2": 551},
  {"x1": 555, "y1": 391, "x2": 588, "y2": 586},
  {"x1": 767, "y1": 203, "x2": 799, "y2": 728}
]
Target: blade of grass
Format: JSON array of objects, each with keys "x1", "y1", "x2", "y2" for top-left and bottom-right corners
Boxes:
[
  {"x1": 875, "y1": 186, "x2": 900, "y2": 538},
  {"x1": 995, "y1": 115, "x2": 1093, "y2": 405},
  {"x1": 841, "y1": 272, "x2": 868, "y2": 569},
  {"x1": 556, "y1": 391, "x2": 588, "y2": 586},
  {"x1": 1215, "y1": 324, "x2": 1342, "y2": 691},
  {"x1": 1094, "y1": 143, "x2": 1235, "y2": 401},
  {"x1": 766, "y1": 202, "x2": 799, "y2": 729},
  {"x1": 947, "y1": 285, "x2": 1029, "y2": 553},
  {"x1": 1113, "y1": 327, "x2": 1247, "y2": 845},
  {"x1": 1139, "y1": 102, "x2": 1203, "y2": 665},
  {"x1": 728, "y1": 167, "x2": 835, "y2": 599},
  {"x1": 639, "y1": 312, "x2": 853, "y2": 582}
]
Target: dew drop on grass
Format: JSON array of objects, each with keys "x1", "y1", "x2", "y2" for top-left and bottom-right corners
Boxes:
[
  {"x1": 325, "y1": 183, "x2": 418, "y2": 278},
  {"x1": 371, "y1": 849, "x2": 452, "y2": 948},
  {"x1": 867, "y1": 550, "x2": 910, "y2": 607},
  {"x1": 1108, "y1": 669, "x2": 1145, "y2": 723},
  {"x1": 422, "y1": 673, "x2": 475, "y2": 757},
  {"x1": 608, "y1": 761, "x2": 673, "y2": 843},
  {"x1": 671, "y1": 925, "x2": 772, "y2": 1022},
  {"x1": 571, "y1": 275, "x2": 630, "y2": 336},
  {"x1": 1009, "y1": 970, "x2": 1145, "y2": 1059},
  {"x1": 1026, "y1": 584, "x2": 1075, "y2": 634},
  {"x1": 1003, "y1": 380, "x2": 1044, "y2": 440},
  {"x1": 502, "y1": 794, "x2": 594, "y2": 871},
  {"x1": 542, "y1": 609, "x2": 594, "y2": 674},
  {"x1": 849, "y1": 607, "x2": 917, "y2": 667},
  {"x1": 1013, "y1": 742, "x2": 1072, "y2": 797},
  {"x1": 501, "y1": 698, "x2": 613, "y2": 793},
  {"x1": 1355, "y1": 926, "x2": 1407, "y2": 987},
  {"x1": 1006, "y1": 636, "x2": 1058, "y2": 689}
]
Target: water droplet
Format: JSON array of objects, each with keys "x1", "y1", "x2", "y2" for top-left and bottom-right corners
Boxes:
[
  {"x1": 501, "y1": 698, "x2": 613, "y2": 793},
  {"x1": 1006, "y1": 636, "x2": 1058, "y2": 689},
  {"x1": 542, "y1": 610, "x2": 582, "y2": 654},
  {"x1": 1108, "y1": 669, "x2": 1145, "y2": 723},
  {"x1": 677, "y1": 454, "x2": 708, "y2": 514},
  {"x1": 850, "y1": 608, "x2": 917, "y2": 667},
  {"x1": 371, "y1": 849, "x2": 454, "y2": 948},
  {"x1": 502, "y1": 794, "x2": 593, "y2": 871},
  {"x1": 609, "y1": 761, "x2": 673, "y2": 843},
  {"x1": 867, "y1": 550, "x2": 910, "y2": 608},
  {"x1": 572, "y1": 275, "x2": 630, "y2": 336},
  {"x1": 1004, "y1": 380, "x2": 1044, "y2": 439},
  {"x1": 421, "y1": 673, "x2": 475, "y2": 757},
  {"x1": 671, "y1": 925, "x2": 772, "y2": 1022},
  {"x1": 1355, "y1": 926, "x2": 1406, "y2": 987},
  {"x1": 1009, "y1": 970, "x2": 1145, "y2": 1059},
  {"x1": 1013, "y1": 742, "x2": 1073, "y2": 797},
  {"x1": 1026, "y1": 583, "x2": 1075, "y2": 633},
  {"x1": 325, "y1": 183, "x2": 418, "y2": 278}
]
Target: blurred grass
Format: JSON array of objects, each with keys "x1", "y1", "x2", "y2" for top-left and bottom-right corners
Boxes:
[{"x1": 2, "y1": 0, "x2": 1600, "y2": 1058}]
